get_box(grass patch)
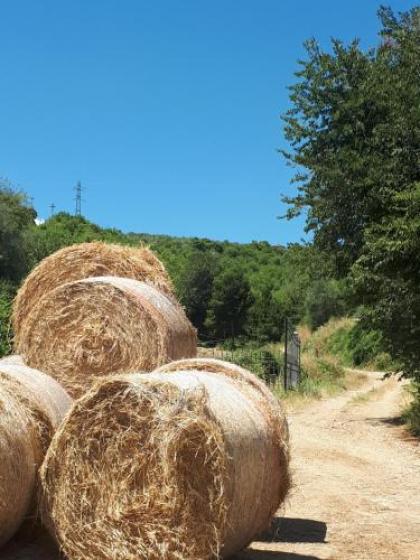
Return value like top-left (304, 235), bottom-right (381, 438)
top-left (273, 341), bottom-right (348, 402)
top-left (401, 384), bottom-right (420, 436)
top-left (200, 316), bottom-right (393, 404)
top-left (303, 316), bottom-right (399, 372)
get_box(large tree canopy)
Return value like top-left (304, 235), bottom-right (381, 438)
top-left (282, 6), bottom-right (420, 275)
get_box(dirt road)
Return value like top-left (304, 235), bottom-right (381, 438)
top-left (236, 371), bottom-right (420, 560)
top-left (3, 371), bottom-right (419, 560)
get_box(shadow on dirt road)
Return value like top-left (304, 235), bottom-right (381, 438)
top-left (234, 551), bottom-right (322, 560)
top-left (259, 517), bottom-right (327, 544)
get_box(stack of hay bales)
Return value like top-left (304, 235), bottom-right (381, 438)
top-left (0, 241), bottom-right (290, 558)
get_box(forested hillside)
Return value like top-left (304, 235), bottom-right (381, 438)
top-left (0, 192), bottom-right (347, 352)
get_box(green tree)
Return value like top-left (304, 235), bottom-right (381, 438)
top-left (248, 282), bottom-right (284, 343)
top-left (0, 182), bottom-right (36, 282)
top-left (353, 184), bottom-right (420, 380)
top-left (304, 279), bottom-right (347, 330)
top-left (176, 251), bottom-right (216, 339)
top-left (205, 268), bottom-right (254, 343)
top-left (281, 6), bottom-right (420, 276)
top-left (0, 280), bottom-right (14, 357)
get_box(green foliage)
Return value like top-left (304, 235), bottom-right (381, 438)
top-left (224, 348), bottom-right (283, 382)
top-left (327, 320), bottom-right (394, 369)
top-left (248, 282), bottom-right (283, 343)
top-left (176, 250), bottom-right (216, 338)
top-left (297, 361), bottom-right (347, 399)
top-left (0, 280), bottom-right (14, 357)
top-left (307, 316), bottom-right (397, 371)
top-left (353, 183), bottom-right (420, 381)
top-left (304, 279), bottom-right (347, 329)
top-left (205, 268), bottom-right (254, 342)
top-left (0, 181), bottom-right (36, 282)
top-left (282, 6), bottom-right (420, 277)
top-left (402, 384), bottom-right (420, 436)
top-left (302, 351), bottom-right (345, 384)
top-left (28, 212), bottom-right (128, 262)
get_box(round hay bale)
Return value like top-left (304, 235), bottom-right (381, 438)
top-left (0, 361), bottom-right (72, 547)
top-left (40, 369), bottom-right (290, 560)
top-left (12, 242), bottom-right (174, 346)
top-left (17, 277), bottom-right (197, 398)
top-left (0, 386), bottom-right (35, 547)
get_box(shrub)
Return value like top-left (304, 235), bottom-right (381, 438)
top-left (0, 281), bottom-right (14, 357)
top-left (402, 385), bottom-right (420, 436)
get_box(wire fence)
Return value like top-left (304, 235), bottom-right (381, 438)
top-left (198, 318), bottom-right (301, 390)
top-left (197, 345), bottom-right (284, 385)
top-left (1, 316), bottom-right (301, 390)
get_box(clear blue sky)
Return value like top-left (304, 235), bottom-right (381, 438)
top-left (0, 0), bottom-right (416, 244)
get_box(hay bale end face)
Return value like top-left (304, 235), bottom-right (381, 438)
top-left (41, 366), bottom-right (290, 560)
top-left (17, 277), bottom-right (197, 398)
top-left (156, 357), bottom-right (290, 448)
top-left (0, 360), bottom-right (72, 547)
top-left (12, 242), bottom-right (175, 346)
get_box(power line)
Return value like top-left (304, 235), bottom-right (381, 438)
top-left (49, 203), bottom-right (56, 216)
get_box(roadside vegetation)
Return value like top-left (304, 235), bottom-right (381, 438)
top-left (280, 6), bottom-right (420, 432)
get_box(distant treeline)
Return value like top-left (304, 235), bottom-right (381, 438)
top-left (0, 193), bottom-right (346, 352)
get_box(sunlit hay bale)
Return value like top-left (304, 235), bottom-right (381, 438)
top-left (0, 386), bottom-right (34, 548)
top-left (12, 242), bottom-right (175, 346)
top-left (17, 277), bottom-right (197, 398)
top-left (40, 369), bottom-right (290, 560)
top-left (0, 355), bottom-right (24, 365)
top-left (0, 361), bottom-right (72, 548)
top-left (156, 357), bottom-right (290, 452)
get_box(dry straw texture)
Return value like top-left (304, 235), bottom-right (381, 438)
top-left (12, 242), bottom-right (175, 346)
top-left (0, 360), bottom-right (72, 548)
top-left (17, 277), bottom-right (197, 398)
top-left (41, 363), bottom-right (290, 560)
top-left (156, 358), bottom-right (290, 447)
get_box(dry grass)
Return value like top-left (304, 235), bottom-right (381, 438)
top-left (303, 317), bottom-right (355, 355)
top-left (17, 277), bottom-right (197, 398)
top-left (41, 364), bottom-right (290, 560)
top-left (296, 324), bottom-right (312, 346)
top-left (0, 360), bottom-right (71, 547)
top-left (12, 242), bottom-right (175, 345)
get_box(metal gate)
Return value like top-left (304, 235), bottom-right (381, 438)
top-left (284, 317), bottom-right (301, 390)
